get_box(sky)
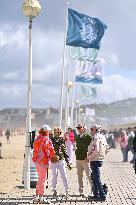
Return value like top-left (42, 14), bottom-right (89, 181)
top-left (0, 0), bottom-right (136, 109)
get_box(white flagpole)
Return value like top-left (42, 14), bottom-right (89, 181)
top-left (59, 1), bottom-right (69, 129)
top-left (64, 47), bottom-right (71, 132)
top-left (78, 101), bottom-right (81, 123)
top-left (70, 60), bottom-right (76, 128)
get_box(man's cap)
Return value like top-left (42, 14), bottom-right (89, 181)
top-left (42, 124), bottom-right (52, 131)
top-left (76, 123), bottom-right (85, 129)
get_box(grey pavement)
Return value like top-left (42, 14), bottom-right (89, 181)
top-left (0, 148), bottom-right (136, 205)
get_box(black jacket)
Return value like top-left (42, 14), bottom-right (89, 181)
top-left (133, 136), bottom-right (136, 153)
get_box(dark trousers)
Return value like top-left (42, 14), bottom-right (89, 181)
top-left (121, 147), bottom-right (128, 162)
top-left (90, 161), bottom-right (106, 198)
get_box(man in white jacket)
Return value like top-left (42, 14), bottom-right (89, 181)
top-left (87, 124), bottom-right (109, 201)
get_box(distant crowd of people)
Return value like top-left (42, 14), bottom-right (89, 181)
top-left (104, 127), bottom-right (136, 165)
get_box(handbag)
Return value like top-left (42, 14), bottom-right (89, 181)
top-left (51, 155), bottom-right (59, 163)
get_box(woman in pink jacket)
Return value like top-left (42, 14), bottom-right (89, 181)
top-left (119, 130), bottom-right (128, 162)
top-left (32, 124), bottom-right (55, 204)
top-left (64, 127), bottom-right (75, 164)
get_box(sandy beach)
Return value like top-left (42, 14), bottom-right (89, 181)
top-left (0, 135), bottom-right (26, 193)
top-left (0, 134), bottom-right (136, 205)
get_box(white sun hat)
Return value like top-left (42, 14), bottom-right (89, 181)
top-left (42, 124), bottom-right (52, 131)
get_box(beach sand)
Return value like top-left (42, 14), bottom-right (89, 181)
top-left (0, 134), bottom-right (76, 199)
top-left (0, 135), bottom-right (26, 193)
top-left (0, 134), bottom-right (136, 205)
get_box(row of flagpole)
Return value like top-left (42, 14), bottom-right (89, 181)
top-left (59, 1), bottom-right (80, 131)
top-left (59, 2), bottom-right (107, 131)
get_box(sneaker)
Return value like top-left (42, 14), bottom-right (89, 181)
top-left (32, 196), bottom-right (39, 204)
top-left (79, 193), bottom-right (85, 197)
top-left (65, 191), bottom-right (69, 198)
top-left (88, 195), bottom-right (106, 201)
top-left (103, 183), bottom-right (108, 195)
top-left (53, 190), bottom-right (57, 198)
top-left (88, 194), bottom-right (93, 198)
top-left (97, 197), bottom-right (106, 201)
top-left (88, 196), bottom-right (100, 201)
top-left (39, 198), bottom-right (51, 204)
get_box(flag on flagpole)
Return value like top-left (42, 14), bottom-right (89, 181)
top-left (66, 8), bottom-right (107, 49)
top-left (71, 47), bottom-right (99, 62)
top-left (75, 58), bottom-right (105, 84)
top-left (80, 84), bottom-right (97, 98)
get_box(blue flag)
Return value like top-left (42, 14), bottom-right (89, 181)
top-left (66, 8), bottom-right (107, 49)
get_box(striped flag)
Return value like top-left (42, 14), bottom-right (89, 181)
top-left (75, 58), bottom-right (105, 84)
top-left (71, 47), bottom-right (99, 62)
top-left (80, 84), bottom-right (97, 98)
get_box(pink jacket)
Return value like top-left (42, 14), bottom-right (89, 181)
top-left (119, 134), bottom-right (128, 148)
top-left (32, 134), bottom-right (55, 166)
top-left (65, 131), bottom-right (75, 144)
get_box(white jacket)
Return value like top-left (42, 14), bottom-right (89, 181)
top-left (87, 133), bottom-right (109, 161)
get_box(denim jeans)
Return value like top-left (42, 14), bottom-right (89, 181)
top-left (121, 147), bottom-right (128, 162)
top-left (90, 161), bottom-right (106, 198)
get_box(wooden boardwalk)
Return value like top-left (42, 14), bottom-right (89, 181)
top-left (0, 148), bottom-right (136, 205)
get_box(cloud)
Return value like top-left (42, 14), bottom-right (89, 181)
top-left (1, 73), bottom-right (136, 108)
top-left (90, 75), bottom-right (136, 104)
top-left (0, 0), bottom-right (136, 108)
top-left (0, 24), bottom-right (26, 49)
top-left (1, 72), bottom-right (19, 81)
top-left (0, 83), bottom-right (26, 107)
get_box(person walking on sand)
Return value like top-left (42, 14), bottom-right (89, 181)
top-left (5, 129), bottom-right (11, 144)
top-left (32, 124), bottom-right (55, 204)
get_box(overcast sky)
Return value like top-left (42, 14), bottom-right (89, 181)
top-left (0, 0), bottom-right (136, 109)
